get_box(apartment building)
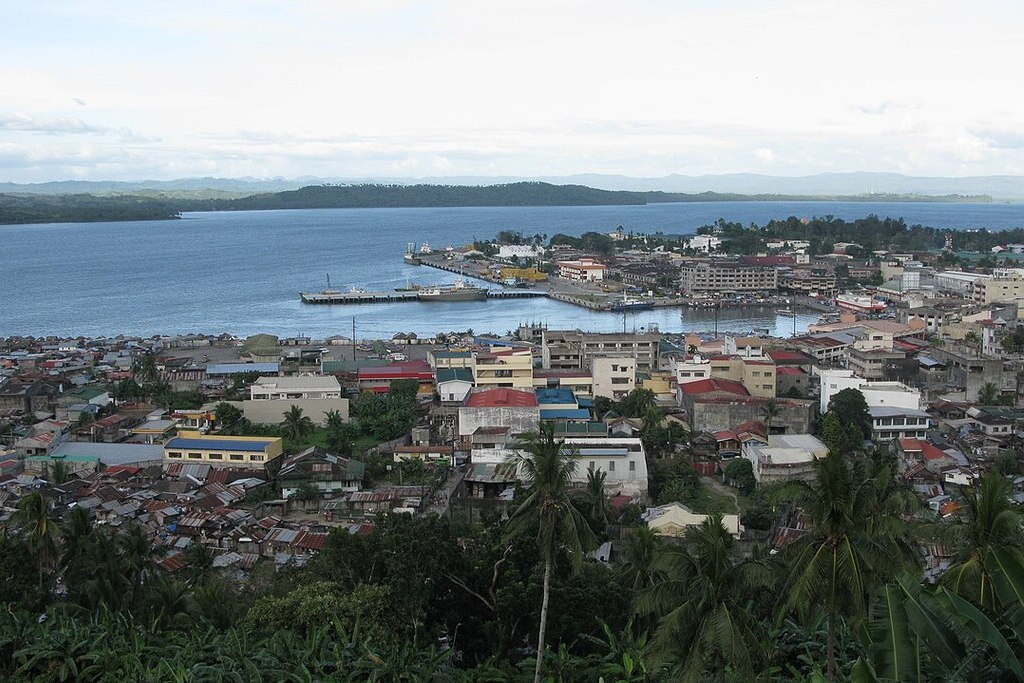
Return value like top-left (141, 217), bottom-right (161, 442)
top-left (818, 369), bottom-right (921, 414)
top-left (472, 347), bottom-right (534, 389)
top-left (541, 330), bottom-right (661, 371)
top-left (591, 356), bottom-right (636, 399)
top-left (679, 260), bottom-right (778, 294)
top-left (974, 278), bottom-right (1024, 304)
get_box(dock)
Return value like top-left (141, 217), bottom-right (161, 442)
top-left (300, 289), bottom-right (547, 305)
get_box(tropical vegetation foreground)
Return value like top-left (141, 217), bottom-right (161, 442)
top-left (2, 425), bottom-right (1023, 681)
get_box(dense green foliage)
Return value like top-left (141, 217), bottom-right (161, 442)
top-left (4, 419), bottom-right (1024, 681)
top-left (0, 184), bottom-right (989, 225)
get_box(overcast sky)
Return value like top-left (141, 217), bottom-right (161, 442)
top-left (2, 0), bottom-right (1022, 182)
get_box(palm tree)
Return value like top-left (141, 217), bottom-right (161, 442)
top-left (12, 491), bottom-right (60, 589)
top-left (778, 454), bottom-right (919, 681)
top-left (620, 525), bottom-right (661, 591)
top-left (504, 423), bottom-right (597, 683)
top-left (978, 382), bottom-right (1000, 405)
top-left (941, 471), bottom-right (1023, 609)
top-left (280, 405), bottom-right (314, 442)
top-left (760, 398), bottom-right (781, 433)
top-left (585, 466), bottom-right (609, 530)
top-left (118, 524), bottom-right (154, 609)
top-left (137, 353), bottom-right (158, 383)
top-left (635, 516), bottom-right (772, 681)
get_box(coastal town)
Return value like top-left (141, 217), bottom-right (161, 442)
top-left (5, 219), bottom-right (1024, 573)
top-left (4, 218), bottom-right (1024, 678)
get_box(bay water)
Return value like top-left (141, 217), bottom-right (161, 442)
top-left (2, 201), bottom-right (1024, 339)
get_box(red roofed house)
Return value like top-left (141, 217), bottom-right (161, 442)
top-left (896, 438), bottom-right (956, 475)
top-left (458, 388), bottom-right (540, 441)
top-left (678, 377), bottom-right (750, 401)
top-left (357, 360), bottom-right (434, 394)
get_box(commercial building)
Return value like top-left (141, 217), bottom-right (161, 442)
top-left (556, 258), bottom-right (607, 282)
top-left (243, 375), bottom-right (349, 426)
top-left (163, 432), bottom-right (283, 469)
top-left (541, 330), bottom-right (661, 371)
top-left (934, 271), bottom-right (988, 297)
top-left (678, 260), bottom-right (778, 294)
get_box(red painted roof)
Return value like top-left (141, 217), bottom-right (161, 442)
top-left (712, 430), bottom-right (737, 442)
top-left (358, 359), bottom-right (433, 381)
top-left (776, 366), bottom-right (804, 376)
top-left (679, 378), bottom-right (749, 397)
top-left (768, 350), bottom-right (813, 363)
top-left (464, 388), bottom-right (538, 407)
top-left (898, 438), bottom-right (924, 452)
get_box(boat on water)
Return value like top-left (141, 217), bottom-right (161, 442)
top-left (403, 242), bottom-right (422, 265)
top-left (777, 307), bottom-right (796, 316)
top-left (610, 291), bottom-right (654, 311)
top-left (416, 278), bottom-right (487, 302)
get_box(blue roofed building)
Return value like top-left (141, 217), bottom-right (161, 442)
top-left (163, 431), bottom-right (284, 469)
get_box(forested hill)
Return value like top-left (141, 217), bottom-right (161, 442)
top-left (0, 181), bottom-right (991, 225)
top-left (191, 182), bottom-right (660, 209)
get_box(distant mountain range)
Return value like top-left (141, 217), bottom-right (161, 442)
top-left (2, 172), bottom-right (1023, 200)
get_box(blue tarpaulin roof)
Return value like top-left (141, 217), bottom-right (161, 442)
top-left (165, 437), bottom-right (275, 452)
top-left (540, 408), bottom-right (592, 420)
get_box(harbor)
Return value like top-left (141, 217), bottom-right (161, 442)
top-left (300, 288), bottom-right (548, 305)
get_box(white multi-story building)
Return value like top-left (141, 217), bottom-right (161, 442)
top-left (563, 437), bottom-right (648, 497)
top-left (818, 369), bottom-right (921, 414)
top-left (684, 235), bottom-right (722, 252)
top-left (243, 375), bottom-right (349, 426)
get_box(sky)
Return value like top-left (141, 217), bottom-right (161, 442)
top-left (2, 0), bottom-right (1023, 182)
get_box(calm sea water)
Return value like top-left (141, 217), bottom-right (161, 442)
top-left (3, 201), bottom-right (1024, 339)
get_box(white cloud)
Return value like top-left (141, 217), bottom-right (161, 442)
top-left (1, 0), bottom-right (1022, 181)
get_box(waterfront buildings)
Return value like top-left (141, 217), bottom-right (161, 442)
top-left (678, 260), bottom-right (778, 294)
top-left (556, 258), bottom-right (607, 282)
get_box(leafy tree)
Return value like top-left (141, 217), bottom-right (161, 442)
top-left (827, 388), bottom-right (871, 442)
top-left (819, 409), bottom-right (862, 454)
top-left (977, 381), bottom-right (1000, 406)
top-left (291, 482), bottom-right (323, 510)
top-left (636, 516), bottom-right (772, 681)
top-left (136, 353), bottom-right (159, 383)
top-left (615, 388), bottom-right (657, 418)
top-left (213, 402), bottom-right (242, 430)
top-left (504, 424), bottom-right (598, 683)
top-left (723, 458), bottom-right (756, 495)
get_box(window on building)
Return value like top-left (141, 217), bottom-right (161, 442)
top-left (589, 461), bottom-right (595, 471)
top-left (168, 451), bottom-right (182, 459)
top-left (629, 461), bottom-right (636, 471)
top-left (188, 452), bottom-right (202, 459)
top-left (608, 461), bottom-right (615, 472)
top-left (230, 454), bottom-right (244, 461)
top-left (208, 453), bottom-right (223, 460)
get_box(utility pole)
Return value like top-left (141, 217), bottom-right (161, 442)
top-left (351, 317), bottom-right (356, 362)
